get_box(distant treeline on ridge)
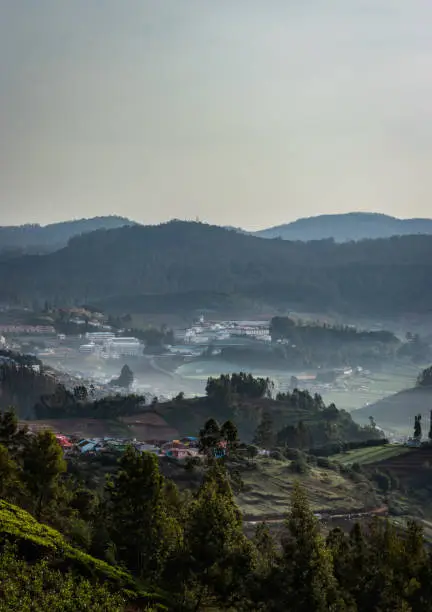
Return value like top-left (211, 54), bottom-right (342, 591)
top-left (0, 221), bottom-right (432, 314)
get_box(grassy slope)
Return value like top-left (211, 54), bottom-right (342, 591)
top-left (0, 500), bottom-right (166, 608)
top-left (362, 446), bottom-right (432, 534)
top-left (235, 457), bottom-right (378, 518)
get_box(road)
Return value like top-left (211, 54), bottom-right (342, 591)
top-left (244, 505), bottom-right (388, 526)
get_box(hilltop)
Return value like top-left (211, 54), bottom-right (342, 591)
top-left (256, 212), bottom-right (432, 242)
top-left (155, 378), bottom-right (379, 444)
top-left (0, 215), bottom-right (134, 256)
top-left (1, 220), bottom-right (432, 315)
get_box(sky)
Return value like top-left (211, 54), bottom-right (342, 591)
top-left (1, 1), bottom-right (432, 230)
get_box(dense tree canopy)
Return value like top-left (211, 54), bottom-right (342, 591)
top-left (206, 372), bottom-right (272, 403)
top-left (0, 362), bottom-right (57, 419)
top-left (2, 221), bottom-right (432, 314)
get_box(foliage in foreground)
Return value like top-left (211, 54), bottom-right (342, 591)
top-left (4, 406), bottom-right (432, 610)
top-left (0, 543), bottom-right (125, 612)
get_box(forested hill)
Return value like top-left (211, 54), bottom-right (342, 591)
top-left (256, 212), bottom-right (432, 242)
top-left (0, 215), bottom-right (134, 256)
top-left (1, 220), bottom-right (432, 315)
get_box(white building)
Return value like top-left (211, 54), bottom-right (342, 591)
top-left (79, 341), bottom-right (98, 354)
top-left (231, 326), bottom-right (270, 338)
top-left (86, 331), bottom-right (116, 344)
top-left (104, 337), bottom-right (142, 357)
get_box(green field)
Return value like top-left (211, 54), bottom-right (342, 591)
top-left (331, 444), bottom-right (412, 465)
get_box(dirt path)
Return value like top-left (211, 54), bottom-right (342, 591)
top-left (244, 505), bottom-right (388, 526)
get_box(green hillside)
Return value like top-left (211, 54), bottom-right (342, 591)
top-left (0, 500), bottom-right (166, 609)
top-left (157, 392), bottom-right (377, 445)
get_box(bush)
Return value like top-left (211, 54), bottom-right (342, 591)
top-left (283, 447), bottom-right (299, 460)
top-left (316, 456), bottom-right (339, 471)
top-left (184, 456), bottom-right (203, 471)
top-left (371, 470), bottom-right (391, 492)
top-left (284, 448), bottom-right (306, 462)
top-left (316, 457), bottom-right (331, 469)
top-left (307, 454), bottom-right (317, 466)
top-left (350, 471), bottom-right (366, 484)
top-left (388, 499), bottom-right (407, 517)
top-left (229, 469), bottom-right (245, 493)
top-left (290, 457), bottom-right (310, 474)
top-left (270, 450), bottom-right (285, 461)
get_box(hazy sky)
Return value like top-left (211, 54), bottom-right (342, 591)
top-left (1, 1), bottom-right (432, 229)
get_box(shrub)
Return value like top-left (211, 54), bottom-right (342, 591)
top-left (270, 450), bottom-right (285, 461)
top-left (371, 470), bottom-right (391, 492)
top-left (316, 457), bottom-right (331, 469)
top-left (184, 456), bottom-right (203, 472)
top-left (306, 454), bottom-right (317, 466)
top-left (284, 448), bottom-right (307, 462)
top-left (290, 457), bottom-right (310, 474)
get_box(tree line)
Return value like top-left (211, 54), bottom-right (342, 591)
top-left (0, 361), bottom-right (58, 419)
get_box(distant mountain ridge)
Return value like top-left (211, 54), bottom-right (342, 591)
top-left (255, 212), bottom-right (432, 242)
top-left (1, 220), bottom-right (432, 315)
top-left (0, 215), bottom-right (135, 255)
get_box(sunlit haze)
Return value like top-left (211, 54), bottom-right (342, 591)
top-left (1, 0), bottom-right (432, 229)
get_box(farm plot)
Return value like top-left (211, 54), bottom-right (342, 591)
top-left (332, 444), bottom-right (412, 466)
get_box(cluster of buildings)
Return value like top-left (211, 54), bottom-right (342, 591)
top-left (182, 317), bottom-right (271, 345)
top-left (0, 324), bottom-right (56, 334)
top-left (57, 434), bottom-right (202, 461)
top-left (79, 332), bottom-right (143, 358)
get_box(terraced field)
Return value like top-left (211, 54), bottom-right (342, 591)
top-left (236, 457), bottom-right (378, 518)
top-left (369, 445), bottom-right (432, 475)
top-left (332, 444), bottom-right (412, 465)
top-left (365, 446), bottom-right (432, 525)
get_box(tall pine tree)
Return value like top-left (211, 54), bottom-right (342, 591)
top-left (106, 447), bottom-right (180, 579)
top-left (178, 463), bottom-right (256, 610)
top-left (266, 481), bottom-right (343, 612)
top-left (21, 430), bottom-right (66, 520)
